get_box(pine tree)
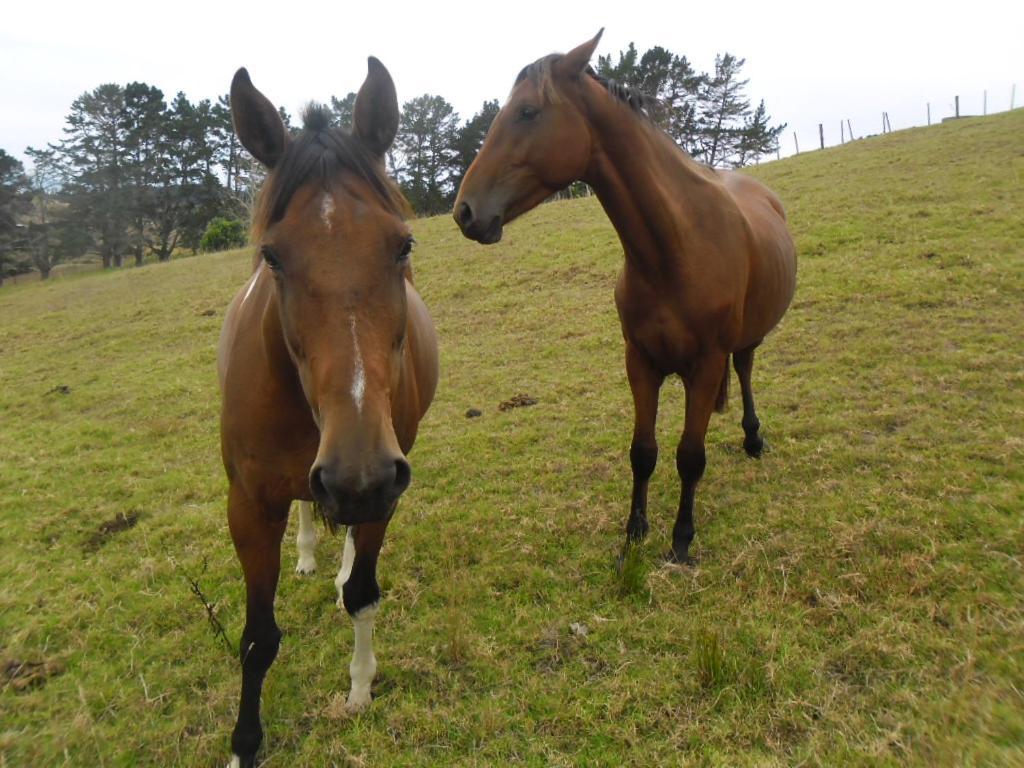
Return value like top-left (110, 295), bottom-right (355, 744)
top-left (56, 83), bottom-right (131, 267)
top-left (735, 100), bottom-right (785, 167)
top-left (451, 99), bottom-right (499, 193)
top-left (22, 148), bottom-right (90, 279)
top-left (395, 95), bottom-right (461, 215)
top-left (0, 149), bottom-right (31, 284)
top-left (122, 83), bottom-right (167, 265)
top-left (597, 45), bottom-right (782, 167)
top-left (329, 92), bottom-right (357, 130)
top-left (695, 54), bottom-right (759, 167)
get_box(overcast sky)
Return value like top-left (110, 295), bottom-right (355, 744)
top-left (3, 0), bottom-right (1021, 166)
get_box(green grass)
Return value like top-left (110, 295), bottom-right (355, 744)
top-left (2, 110), bottom-right (1023, 766)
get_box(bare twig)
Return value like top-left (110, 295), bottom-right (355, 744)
top-left (181, 558), bottom-right (235, 656)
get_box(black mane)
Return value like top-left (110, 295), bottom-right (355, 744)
top-left (513, 55), bottom-right (654, 118)
top-left (585, 67), bottom-right (654, 117)
top-left (253, 104), bottom-right (405, 235)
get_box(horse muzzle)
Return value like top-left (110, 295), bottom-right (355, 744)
top-left (309, 457), bottom-right (411, 525)
top-left (455, 201), bottom-right (503, 244)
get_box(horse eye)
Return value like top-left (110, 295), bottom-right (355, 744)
top-left (397, 237), bottom-right (414, 263)
top-left (261, 245), bottom-right (282, 272)
top-left (518, 105), bottom-right (539, 122)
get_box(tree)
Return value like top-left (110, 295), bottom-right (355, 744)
top-left (596, 43), bottom-right (704, 154)
top-left (693, 53), bottom-right (784, 168)
top-left (734, 100), bottom-right (785, 167)
top-left (329, 92), bottom-right (357, 129)
top-left (596, 43), bottom-right (640, 84)
top-left (0, 149), bottom-right (31, 285)
top-left (56, 83), bottom-right (131, 268)
top-left (598, 45), bottom-right (783, 167)
top-left (21, 148), bottom-right (88, 280)
top-left (451, 99), bottom-right (499, 193)
top-left (155, 93), bottom-right (231, 257)
top-left (395, 95), bottom-right (461, 215)
top-left (122, 82), bottom-right (167, 265)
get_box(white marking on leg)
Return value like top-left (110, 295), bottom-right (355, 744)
top-left (346, 601), bottom-right (378, 711)
top-left (295, 501), bottom-right (318, 575)
top-left (335, 527), bottom-right (355, 606)
top-left (240, 269), bottom-right (260, 306)
top-left (349, 316), bottom-right (365, 414)
top-left (227, 756), bottom-right (241, 768)
top-left (320, 193), bottom-right (335, 231)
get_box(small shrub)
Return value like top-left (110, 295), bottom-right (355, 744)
top-left (695, 629), bottom-right (728, 690)
top-left (616, 540), bottom-right (651, 601)
top-left (200, 218), bottom-right (247, 253)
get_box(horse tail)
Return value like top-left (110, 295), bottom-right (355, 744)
top-left (714, 355), bottom-right (730, 413)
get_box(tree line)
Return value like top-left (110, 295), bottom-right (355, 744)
top-left (0, 43), bottom-right (783, 284)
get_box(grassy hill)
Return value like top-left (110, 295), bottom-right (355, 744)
top-left (1, 110), bottom-right (1022, 766)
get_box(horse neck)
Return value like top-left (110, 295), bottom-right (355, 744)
top-left (579, 86), bottom-right (714, 275)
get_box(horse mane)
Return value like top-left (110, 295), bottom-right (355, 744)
top-left (584, 67), bottom-right (655, 118)
top-left (250, 104), bottom-right (409, 254)
top-left (514, 55), bottom-right (655, 119)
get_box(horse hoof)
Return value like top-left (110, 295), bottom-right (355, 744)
top-left (743, 436), bottom-right (764, 458)
top-left (295, 558), bottom-right (318, 575)
top-left (664, 548), bottom-right (697, 566)
top-left (625, 516), bottom-right (649, 542)
top-left (346, 689), bottom-right (373, 713)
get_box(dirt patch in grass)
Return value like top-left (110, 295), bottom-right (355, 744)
top-left (3, 658), bottom-right (65, 692)
top-left (498, 393), bottom-right (538, 411)
top-left (84, 511), bottom-right (140, 551)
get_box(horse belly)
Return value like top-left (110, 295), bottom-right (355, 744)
top-left (739, 228), bottom-right (796, 348)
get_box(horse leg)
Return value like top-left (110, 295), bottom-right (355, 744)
top-left (295, 501), bottom-right (318, 575)
top-left (733, 344), bottom-right (764, 458)
top-left (336, 521), bottom-right (388, 711)
top-left (670, 353), bottom-right (728, 564)
top-left (227, 485), bottom-right (288, 768)
top-left (334, 526), bottom-right (356, 604)
top-left (624, 342), bottom-right (664, 544)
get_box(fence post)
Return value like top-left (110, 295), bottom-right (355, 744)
top-left (983, 90), bottom-right (987, 115)
top-left (927, 103), bottom-right (931, 125)
top-left (847, 119), bottom-right (854, 140)
top-left (955, 95), bottom-right (960, 118)
top-left (840, 121), bottom-right (845, 143)
top-left (819, 123), bottom-right (824, 149)
top-left (793, 132), bottom-right (799, 155)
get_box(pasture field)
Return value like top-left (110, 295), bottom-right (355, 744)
top-left (2, 110), bottom-right (1022, 766)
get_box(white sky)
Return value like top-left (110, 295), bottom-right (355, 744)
top-left (2, 0), bottom-right (1021, 166)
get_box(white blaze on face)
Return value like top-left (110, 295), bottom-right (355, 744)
top-left (349, 316), bottom-right (366, 414)
top-left (320, 193), bottom-right (335, 231)
top-left (240, 269), bottom-right (260, 306)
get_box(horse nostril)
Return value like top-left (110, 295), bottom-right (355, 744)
top-left (457, 201), bottom-right (473, 229)
top-left (393, 458), bottom-right (411, 493)
top-left (309, 466), bottom-right (330, 504)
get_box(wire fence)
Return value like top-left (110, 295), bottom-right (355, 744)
top-left (769, 83), bottom-right (1020, 162)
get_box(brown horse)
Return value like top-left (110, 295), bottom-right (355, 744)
top-left (454, 31), bottom-right (796, 564)
top-left (218, 60), bottom-right (438, 767)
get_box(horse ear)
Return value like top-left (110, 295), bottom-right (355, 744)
top-left (558, 28), bottom-right (604, 77)
top-left (352, 57), bottom-right (399, 158)
top-left (230, 68), bottom-right (287, 168)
